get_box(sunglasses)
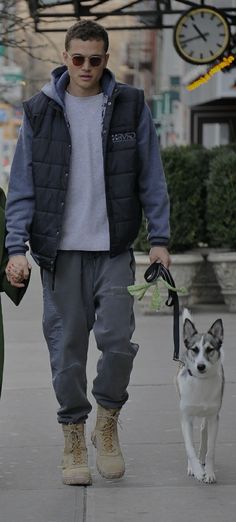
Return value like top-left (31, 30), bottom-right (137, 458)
top-left (68, 53), bottom-right (104, 67)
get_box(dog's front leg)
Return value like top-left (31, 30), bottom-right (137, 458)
top-left (199, 418), bottom-right (207, 465)
top-left (181, 415), bottom-right (205, 481)
top-left (204, 414), bottom-right (219, 484)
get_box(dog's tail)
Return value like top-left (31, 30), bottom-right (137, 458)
top-left (182, 308), bottom-right (193, 324)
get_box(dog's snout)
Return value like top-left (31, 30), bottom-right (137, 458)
top-left (197, 363), bottom-right (206, 373)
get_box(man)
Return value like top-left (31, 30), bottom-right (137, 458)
top-left (5, 20), bottom-right (170, 486)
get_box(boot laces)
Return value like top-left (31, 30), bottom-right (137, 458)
top-left (70, 429), bottom-right (86, 464)
top-left (101, 413), bottom-right (121, 452)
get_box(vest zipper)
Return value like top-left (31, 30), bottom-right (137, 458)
top-left (102, 87), bottom-right (119, 256)
top-left (102, 87), bottom-right (119, 155)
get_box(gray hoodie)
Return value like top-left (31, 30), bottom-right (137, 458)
top-left (5, 66), bottom-right (170, 257)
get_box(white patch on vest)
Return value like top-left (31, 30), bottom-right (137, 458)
top-left (112, 132), bottom-right (136, 143)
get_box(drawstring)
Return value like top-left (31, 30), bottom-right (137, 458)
top-left (51, 255), bottom-right (58, 291)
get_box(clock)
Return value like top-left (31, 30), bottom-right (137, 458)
top-left (173, 6), bottom-right (231, 65)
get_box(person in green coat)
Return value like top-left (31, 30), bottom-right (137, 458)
top-left (0, 187), bottom-right (29, 396)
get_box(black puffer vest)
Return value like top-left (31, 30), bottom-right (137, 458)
top-left (23, 83), bottom-right (144, 271)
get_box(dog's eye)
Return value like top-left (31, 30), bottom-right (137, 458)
top-left (206, 347), bottom-right (215, 355)
top-left (191, 347), bottom-right (199, 354)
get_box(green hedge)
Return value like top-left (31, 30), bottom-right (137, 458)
top-left (207, 150), bottom-right (236, 248)
top-left (134, 144), bottom-right (236, 253)
top-left (162, 145), bottom-right (210, 252)
top-left (134, 145), bottom-right (210, 253)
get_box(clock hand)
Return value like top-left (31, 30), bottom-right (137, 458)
top-left (192, 24), bottom-right (208, 42)
top-left (180, 32), bottom-right (209, 44)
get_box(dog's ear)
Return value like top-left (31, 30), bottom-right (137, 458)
top-left (183, 318), bottom-right (198, 348)
top-left (208, 319), bottom-right (224, 346)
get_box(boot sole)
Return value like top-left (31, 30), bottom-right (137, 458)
top-left (96, 464), bottom-right (125, 480)
top-left (62, 469), bottom-right (92, 486)
top-left (62, 474), bottom-right (92, 486)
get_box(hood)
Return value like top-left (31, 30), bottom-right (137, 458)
top-left (41, 65), bottom-right (117, 107)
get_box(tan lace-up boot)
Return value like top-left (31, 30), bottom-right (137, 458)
top-left (91, 405), bottom-right (125, 479)
top-left (62, 423), bottom-right (92, 485)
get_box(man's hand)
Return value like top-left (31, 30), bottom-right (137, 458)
top-left (6, 255), bottom-right (32, 288)
top-left (149, 246), bottom-right (171, 269)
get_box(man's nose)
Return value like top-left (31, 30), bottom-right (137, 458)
top-left (82, 58), bottom-right (91, 69)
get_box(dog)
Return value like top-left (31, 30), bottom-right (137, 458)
top-left (176, 309), bottom-right (224, 484)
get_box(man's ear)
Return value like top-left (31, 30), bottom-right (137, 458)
top-left (62, 50), bottom-right (68, 65)
top-left (104, 53), bottom-right (109, 67)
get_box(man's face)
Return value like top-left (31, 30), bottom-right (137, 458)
top-left (63, 38), bottom-right (109, 96)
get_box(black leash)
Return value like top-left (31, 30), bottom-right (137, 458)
top-left (144, 262), bottom-right (180, 361)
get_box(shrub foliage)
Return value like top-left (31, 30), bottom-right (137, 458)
top-left (134, 145), bottom-right (210, 253)
top-left (207, 150), bottom-right (236, 248)
top-left (134, 145), bottom-right (236, 253)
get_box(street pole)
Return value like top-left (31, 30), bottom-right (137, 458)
top-left (0, 127), bottom-right (4, 189)
top-left (0, 1), bottom-right (4, 68)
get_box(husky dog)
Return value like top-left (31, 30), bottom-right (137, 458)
top-left (176, 309), bottom-right (224, 484)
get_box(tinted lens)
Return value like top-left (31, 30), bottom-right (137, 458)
top-left (71, 55), bottom-right (103, 67)
top-left (71, 55), bottom-right (85, 66)
top-left (89, 56), bottom-right (102, 67)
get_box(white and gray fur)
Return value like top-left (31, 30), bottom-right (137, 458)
top-left (176, 309), bottom-right (224, 483)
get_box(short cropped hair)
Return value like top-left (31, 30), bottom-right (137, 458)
top-left (65, 20), bottom-right (109, 52)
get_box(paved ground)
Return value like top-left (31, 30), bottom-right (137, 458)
top-left (1, 264), bottom-right (236, 522)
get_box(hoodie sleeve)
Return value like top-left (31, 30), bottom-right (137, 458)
top-left (137, 102), bottom-right (170, 246)
top-left (5, 113), bottom-right (35, 256)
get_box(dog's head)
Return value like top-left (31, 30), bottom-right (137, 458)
top-left (183, 311), bottom-right (224, 377)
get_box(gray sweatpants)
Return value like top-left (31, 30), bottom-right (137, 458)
top-left (41, 250), bottom-right (139, 424)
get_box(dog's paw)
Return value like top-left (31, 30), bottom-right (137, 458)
top-left (188, 460), bottom-right (205, 481)
top-left (204, 472), bottom-right (216, 484)
top-left (204, 462), bottom-right (217, 484)
top-left (194, 469), bottom-right (205, 482)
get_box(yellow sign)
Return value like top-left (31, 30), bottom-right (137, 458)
top-left (186, 55), bottom-right (235, 91)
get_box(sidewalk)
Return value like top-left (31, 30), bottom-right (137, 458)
top-left (1, 265), bottom-right (236, 522)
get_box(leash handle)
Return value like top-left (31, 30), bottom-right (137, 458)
top-left (144, 262), bottom-right (180, 361)
top-left (144, 262), bottom-right (161, 283)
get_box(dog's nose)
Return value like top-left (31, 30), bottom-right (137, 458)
top-left (197, 364), bottom-right (206, 373)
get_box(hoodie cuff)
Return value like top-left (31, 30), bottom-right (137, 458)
top-left (8, 249), bottom-right (27, 258)
top-left (150, 239), bottom-right (169, 247)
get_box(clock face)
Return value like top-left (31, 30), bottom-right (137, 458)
top-left (174, 7), bottom-right (231, 64)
